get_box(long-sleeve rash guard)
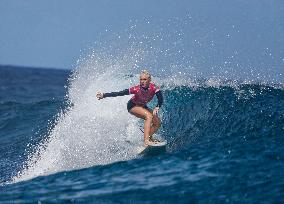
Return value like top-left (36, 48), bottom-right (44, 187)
top-left (103, 83), bottom-right (163, 108)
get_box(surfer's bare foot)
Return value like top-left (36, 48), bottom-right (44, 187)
top-left (144, 140), bottom-right (150, 147)
top-left (144, 140), bottom-right (157, 147)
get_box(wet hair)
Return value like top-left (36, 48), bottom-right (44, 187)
top-left (140, 70), bottom-right (151, 80)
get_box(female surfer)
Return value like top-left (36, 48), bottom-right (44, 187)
top-left (96, 70), bottom-right (163, 146)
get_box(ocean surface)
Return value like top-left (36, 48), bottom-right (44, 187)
top-left (0, 64), bottom-right (283, 203)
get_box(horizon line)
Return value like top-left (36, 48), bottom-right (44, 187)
top-left (0, 64), bottom-right (72, 71)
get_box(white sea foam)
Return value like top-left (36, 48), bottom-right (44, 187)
top-left (12, 50), bottom-right (147, 183)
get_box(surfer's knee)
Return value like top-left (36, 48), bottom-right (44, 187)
top-left (144, 112), bottom-right (153, 121)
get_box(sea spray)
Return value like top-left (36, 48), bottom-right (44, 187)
top-left (12, 52), bottom-right (148, 183)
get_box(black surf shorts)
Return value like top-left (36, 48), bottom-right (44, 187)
top-left (127, 100), bottom-right (148, 112)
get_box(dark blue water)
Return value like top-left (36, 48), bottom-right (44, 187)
top-left (0, 66), bottom-right (70, 184)
top-left (0, 65), bottom-right (283, 203)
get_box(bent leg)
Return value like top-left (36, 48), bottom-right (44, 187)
top-left (150, 115), bottom-right (161, 137)
top-left (129, 106), bottom-right (153, 145)
top-left (146, 108), bottom-right (161, 137)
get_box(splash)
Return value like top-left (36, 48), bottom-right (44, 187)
top-left (12, 48), bottom-right (150, 183)
top-left (11, 19), bottom-right (189, 183)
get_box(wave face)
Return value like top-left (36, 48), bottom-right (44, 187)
top-left (1, 64), bottom-right (284, 203)
top-left (162, 84), bottom-right (284, 153)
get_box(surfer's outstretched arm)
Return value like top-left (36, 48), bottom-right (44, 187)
top-left (96, 89), bottom-right (129, 100)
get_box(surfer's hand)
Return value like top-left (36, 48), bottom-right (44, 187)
top-left (96, 92), bottom-right (104, 100)
top-left (153, 107), bottom-right (159, 115)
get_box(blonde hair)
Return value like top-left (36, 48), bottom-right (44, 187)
top-left (140, 70), bottom-right (151, 80)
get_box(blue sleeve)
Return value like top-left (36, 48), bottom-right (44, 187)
top-left (103, 89), bottom-right (130, 98)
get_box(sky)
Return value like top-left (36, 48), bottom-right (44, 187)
top-left (0, 0), bottom-right (283, 82)
top-left (0, 0), bottom-right (191, 69)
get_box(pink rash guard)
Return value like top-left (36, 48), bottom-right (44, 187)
top-left (129, 83), bottom-right (160, 106)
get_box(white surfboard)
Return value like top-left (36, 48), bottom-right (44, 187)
top-left (139, 140), bottom-right (167, 156)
